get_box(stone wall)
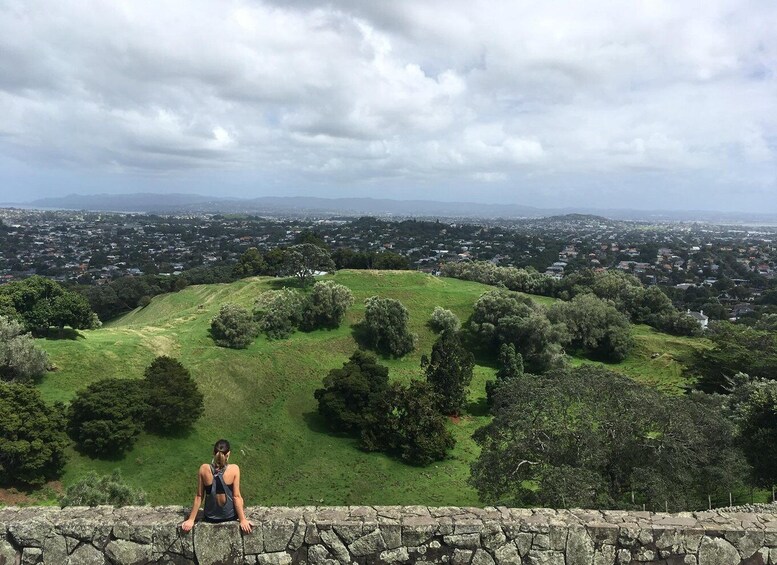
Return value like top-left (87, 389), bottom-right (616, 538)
top-left (1, 505), bottom-right (776, 564)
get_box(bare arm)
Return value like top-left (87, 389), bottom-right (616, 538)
top-left (181, 465), bottom-right (206, 532)
top-left (231, 466), bottom-right (252, 533)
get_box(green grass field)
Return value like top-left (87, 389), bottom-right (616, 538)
top-left (30, 270), bottom-right (708, 506)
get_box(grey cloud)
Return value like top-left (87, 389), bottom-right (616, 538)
top-left (0, 0), bottom-right (775, 210)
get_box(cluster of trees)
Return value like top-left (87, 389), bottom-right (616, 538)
top-left (0, 276), bottom-right (95, 333)
top-left (315, 329), bottom-right (475, 466)
top-left (692, 323), bottom-right (777, 393)
top-left (68, 356), bottom-right (203, 457)
top-left (471, 365), bottom-right (748, 510)
top-left (360, 296), bottom-right (417, 357)
top-left (79, 274), bottom-right (188, 321)
top-left (0, 316), bottom-right (50, 383)
top-left (314, 350), bottom-right (454, 465)
top-left (558, 270), bottom-right (701, 337)
top-left (441, 261), bottom-right (556, 296)
top-left (210, 281), bottom-right (354, 348)
top-left (0, 381), bottom-right (69, 486)
top-left (232, 244), bottom-right (335, 285)
top-left (444, 262), bottom-right (702, 337)
top-left (469, 289), bottom-right (632, 367)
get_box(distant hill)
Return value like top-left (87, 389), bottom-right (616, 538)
top-left (17, 192), bottom-right (777, 224)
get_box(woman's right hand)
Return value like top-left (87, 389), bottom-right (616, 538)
top-left (181, 518), bottom-right (195, 532)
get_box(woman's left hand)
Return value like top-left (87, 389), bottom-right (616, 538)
top-left (240, 519), bottom-right (253, 534)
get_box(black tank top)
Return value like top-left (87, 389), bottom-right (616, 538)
top-left (203, 464), bottom-right (235, 521)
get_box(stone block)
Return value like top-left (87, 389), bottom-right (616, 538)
top-left (255, 551), bottom-right (292, 565)
top-left (262, 521), bottom-right (295, 552)
top-left (194, 524), bottom-right (243, 565)
top-left (348, 529), bottom-right (386, 556)
top-left (443, 534), bottom-right (481, 549)
top-left (379, 547), bottom-right (410, 563)
top-left (318, 529), bottom-right (349, 563)
top-left (698, 535), bottom-right (740, 565)
top-left (105, 539), bottom-right (154, 565)
top-left (471, 549), bottom-right (495, 565)
top-left (494, 541), bottom-right (520, 565)
top-left (66, 543), bottom-right (105, 565)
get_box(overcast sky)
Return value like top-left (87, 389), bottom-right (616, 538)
top-left (1, 1), bottom-right (776, 211)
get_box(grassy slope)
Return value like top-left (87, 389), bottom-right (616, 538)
top-left (35, 270), bottom-right (706, 506)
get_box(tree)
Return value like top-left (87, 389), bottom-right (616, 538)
top-left (280, 243), bottom-right (335, 285)
top-left (470, 366), bottom-right (748, 510)
top-left (0, 276), bottom-right (95, 332)
top-left (60, 470), bottom-right (147, 507)
top-left (0, 381), bottom-right (68, 486)
top-left (548, 293), bottom-right (633, 362)
top-left (49, 292), bottom-right (93, 330)
top-left (300, 281), bottom-right (354, 331)
top-left (68, 379), bottom-right (148, 458)
top-left (254, 289), bottom-right (305, 339)
top-left (0, 316), bottom-right (49, 383)
top-left (144, 356), bottom-right (203, 435)
top-left (468, 289), bottom-right (566, 372)
top-left (314, 350), bottom-right (390, 436)
top-left (210, 303), bottom-right (257, 348)
top-left (428, 306), bottom-right (460, 334)
top-left (386, 380), bottom-right (455, 466)
top-left (693, 323), bottom-right (777, 393)
top-left (362, 296), bottom-right (417, 357)
top-left (233, 247), bottom-right (266, 278)
top-left (486, 343), bottom-right (523, 406)
top-left (424, 330), bottom-right (474, 416)
top-left (726, 374), bottom-right (777, 487)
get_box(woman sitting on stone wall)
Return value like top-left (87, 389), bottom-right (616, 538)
top-left (181, 439), bottom-right (253, 533)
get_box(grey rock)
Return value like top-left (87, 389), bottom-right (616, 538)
top-left (255, 551), bottom-right (292, 565)
top-left (195, 524), bottom-right (243, 565)
top-left (152, 523), bottom-right (195, 559)
top-left (242, 525), bottom-right (264, 555)
top-left (332, 523), bottom-right (362, 545)
top-left (41, 535), bottom-right (68, 565)
top-left (452, 549), bottom-right (474, 564)
top-left (288, 523), bottom-right (305, 551)
top-left (615, 549), bottom-right (631, 564)
top-left (66, 544), bottom-right (105, 565)
top-left (21, 547), bottom-right (42, 565)
top-left (471, 549), bottom-right (496, 565)
top-left (532, 533), bottom-right (551, 550)
top-left (592, 544), bottom-right (616, 565)
top-left (526, 550), bottom-right (565, 565)
top-left (494, 542), bottom-right (520, 565)
top-left (318, 529), bottom-right (349, 563)
top-left (379, 547), bottom-right (410, 563)
top-left (0, 540), bottom-right (18, 565)
top-left (724, 530), bottom-right (765, 559)
top-left (262, 521), bottom-right (295, 553)
top-left (10, 519), bottom-right (53, 548)
top-left (481, 523), bottom-right (506, 551)
top-left (105, 539), bottom-right (153, 565)
top-left (303, 524), bottom-right (320, 545)
top-left (443, 534), bottom-right (481, 549)
top-left (382, 524), bottom-right (402, 549)
top-left (402, 523), bottom-right (436, 547)
top-left (698, 536), bottom-right (740, 565)
top-left (513, 533), bottom-right (533, 557)
top-left (348, 529), bottom-right (386, 556)
top-left (307, 545), bottom-right (334, 565)
top-left (548, 525), bottom-right (567, 551)
top-left (566, 527), bottom-right (594, 565)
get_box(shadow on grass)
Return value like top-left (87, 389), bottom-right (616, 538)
top-left (302, 410), bottom-right (350, 438)
top-left (267, 277), bottom-right (311, 290)
top-left (466, 397), bottom-right (490, 418)
top-left (41, 328), bottom-right (84, 341)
